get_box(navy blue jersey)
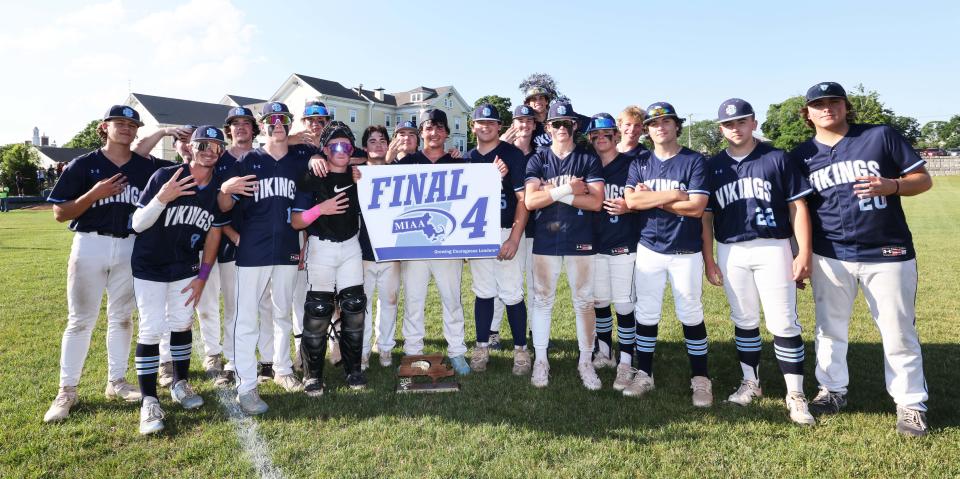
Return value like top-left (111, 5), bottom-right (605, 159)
top-left (532, 122), bottom-right (552, 149)
top-left (132, 164), bottom-right (228, 282)
top-left (48, 150), bottom-right (167, 236)
top-left (789, 124), bottom-right (925, 262)
top-left (594, 153), bottom-right (639, 255)
top-left (521, 149), bottom-right (538, 239)
top-left (706, 142), bottom-right (813, 244)
top-left (620, 143), bottom-right (648, 161)
top-left (396, 151), bottom-right (463, 165)
top-left (225, 147), bottom-right (312, 267)
top-left (465, 141), bottom-right (526, 229)
top-left (293, 171), bottom-right (360, 242)
top-left (626, 148), bottom-right (709, 254)
top-left (525, 146), bottom-right (604, 255)
top-left (214, 151), bottom-right (241, 263)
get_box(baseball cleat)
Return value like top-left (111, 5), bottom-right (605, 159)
top-left (214, 369), bottom-right (236, 388)
top-left (512, 348), bottom-right (532, 376)
top-left (785, 391), bottom-right (816, 426)
top-left (105, 378), bottom-right (142, 402)
top-left (690, 376), bottom-right (713, 408)
top-left (361, 353), bottom-right (370, 372)
top-left (612, 363), bottom-right (635, 391)
top-left (257, 363), bottom-right (274, 384)
top-left (273, 373), bottom-right (303, 392)
top-left (236, 389), bottom-right (269, 415)
top-left (578, 362), bottom-right (602, 391)
top-left (470, 346), bottom-right (490, 372)
top-left (202, 355), bottom-right (222, 378)
top-left (592, 350), bottom-right (617, 370)
top-left (139, 396), bottom-right (165, 435)
top-left (293, 350), bottom-right (303, 374)
top-left (449, 355), bottom-right (471, 375)
top-left (727, 379), bottom-right (763, 406)
top-left (808, 388), bottom-right (847, 415)
top-left (488, 332), bottom-right (502, 350)
top-left (303, 378), bottom-right (325, 397)
top-left (44, 386), bottom-right (78, 423)
top-left (346, 371), bottom-right (368, 390)
top-left (623, 370), bottom-right (655, 398)
top-left (531, 360), bottom-right (550, 388)
top-left (896, 406), bottom-right (929, 437)
top-left (170, 380), bottom-right (204, 410)
top-left (157, 362), bottom-right (174, 388)
top-left (379, 351), bottom-right (393, 368)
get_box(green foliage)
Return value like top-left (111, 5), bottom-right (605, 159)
top-left (890, 115), bottom-right (921, 146)
top-left (0, 143), bottom-right (41, 194)
top-left (761, 96), bottom-right (809, 152)
top-left (467, 95), bottom-right (513, 150)
top-left (678, 119), bottom-right (726, 156)
top-left (919, 116), bottom-right (960, 149)
top-left (63, 119), bottom-right (104, 149)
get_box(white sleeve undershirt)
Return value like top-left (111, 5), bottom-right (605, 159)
top-left (131, 196), bottom-right (167, 233)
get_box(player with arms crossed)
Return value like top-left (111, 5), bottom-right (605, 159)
top-left (44, 106), bottom-right (164, 422)
top-left (129, 126), bottom-right (228, 434)
top-left (524, 101), bottom-right (605, 389)
top-left (623, 102), bottom-right (712, 406)
top-left (701, 99), bottom-right (816, 425)
top-left (791, 82), bottom-right (933, 436)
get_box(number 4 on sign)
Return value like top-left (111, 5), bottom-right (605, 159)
top-left (462, 197), bottom-right (488, 238)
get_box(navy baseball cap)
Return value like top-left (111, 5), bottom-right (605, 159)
top-left (395, 120), bottom-right (417, 133)
top-left (585, 113), bottom-right (617, 133)
top-left (419, 109), bottom-right (450, 131)
top-left (190, 125), bottom-right (226, 144)
top-left (716, 98), bottom-right (755, 123)
top-left (260, 101), bottom-right (292, 119)
top-left (103, 105), bottom-right (144, 127)
top-left (303, 101), bottom-right (331, 118)
top-left (805, 82), bottom-right (847, 104)
top-left (472, 103), bottom-right (501, 122)
top-left (224, 106), bottom-right (255, 126)
top-left (513, 105), bottom-right (535, 118)
top-left (525, 86), bottom-right (553, 101)
top-left (644, 102), bottom-right (684, 125)
top-left (546, 101), bottom-right (577, 122)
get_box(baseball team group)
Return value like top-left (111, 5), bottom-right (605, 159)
top-left (39, 79), bottom-right (932, 438)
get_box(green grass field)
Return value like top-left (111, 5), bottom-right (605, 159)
top-left (2, 178), bottom-right (958, 478)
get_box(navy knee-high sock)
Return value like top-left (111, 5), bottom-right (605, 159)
top-left (474, 297), bottom-right (494, 344)
top-left (633, 323), bottom-right (658, 375)
top-left (734, 327), bottom-right (762, 381)
top-left (616, 311), bottom-right (636, 358)
top-left (170, 329), bottom-right (192, 384)
top-left (683, 322), bottom-right (709, 378)
top-left (135, 343), bottom-right (160, 399)
top-left (774, 335), bottom-right (805, 375)
top-left (505, 301), bottom-right (528, 347)
top-left (595, 306), bottom-right (613, 354)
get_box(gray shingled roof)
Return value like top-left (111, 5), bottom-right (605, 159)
top-left (224, 94), bottom-right (266, 107)
top-left (37, 146), bottom-right (96, 163)
top-left (295, 74), bottom-right (458, 107)
top-left (132, 93), bottom-right (232, 126)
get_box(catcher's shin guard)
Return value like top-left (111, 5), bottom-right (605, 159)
top-left (337, 285), bottom-right (367, 374)
top-left (302, 291), bottom-right (335, 381)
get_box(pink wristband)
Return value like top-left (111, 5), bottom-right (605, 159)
top-left (301, 204), bottom-right (323, 224)
top-left (198, 263), bottom-right (213, 281)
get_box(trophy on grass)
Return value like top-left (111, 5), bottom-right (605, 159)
top-left (396, 354), bottom-right (460, 393)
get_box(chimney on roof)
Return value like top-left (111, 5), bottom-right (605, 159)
top-left (41, 134), bottom-right (49, 146)
top-left (357, 83), bottom-right (363, 95)
top-left (374, 87), bottom-right (385, 101)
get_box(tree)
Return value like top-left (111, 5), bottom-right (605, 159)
top-left (64, 119), bottom-right (104, 149)
top-left (0, 144), bottom-right (41, 195)
top-left (889, 115), bottom-right (921, 146)
top-left (678, 119), bottom-right (725, 156)
top-left (761, 96), bottom-right (809, 152)
top-left (467, 95), bottom-right (513, 150)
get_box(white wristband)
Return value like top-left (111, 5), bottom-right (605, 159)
top-left (549, 183), bottom-right (574, 202)
top-left (557, 194), bottom-right (574, 205)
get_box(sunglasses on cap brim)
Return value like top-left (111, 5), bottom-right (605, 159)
top-left (263, 114), bottom-right (292, 126)
top-left (304, 105), bottom-right (330, 117)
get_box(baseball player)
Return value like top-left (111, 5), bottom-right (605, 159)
top-left (616, 106), bottom-right (648, 159)
top-left (623, 102), bottom-right (712, 407)
top-left (791, 82), bottom-right (933, 437)
top-left (395, 109), bottom-right (471, 375)
top-left (44, 105), bottom-right (166, 423)
top-left (524, 86), bottom-right (554, 149)
top-left (701, 98), bottom-right (816, 425)
top-left (358, 125), bottom-right (402, 368)
top-left (524, 101), bottom-right (605, 390)
top-left (291, 121), bottom-right (367, 395)
top-left (385, 120), bottom-right (420, 163)
top-left (585, 113), bottom-right (639, 391)
top-left (465, 103), bottom-right (530, 374)
top-left (218, 101), bottom-right (318, 414)
top-left (129, 126), bottom-right (228, 434)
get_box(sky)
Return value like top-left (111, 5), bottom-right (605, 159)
top-left (2, 0), bottom-right (958, 146)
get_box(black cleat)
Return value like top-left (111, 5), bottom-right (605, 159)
top-left (257, 363), bottom-right (275, 384)
top-left (214, 369), bottom-right (236, 388)
top-left (808, 388), bottom-right (847, 415)
top-left (345, 371), bottom-right (368, 390)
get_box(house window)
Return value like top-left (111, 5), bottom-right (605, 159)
top-left (350, 109), bottom-right (357, 123)
top-left (410, 114), bottom-right (417, 123)
top-left (385, 113), bottom-right (391, 127)
top-left (330, 106), bottom-right (337, 119)
top-left (454, 118), bottom-right (461, 131)
top-left (396, 114), bottom-right (402, 125)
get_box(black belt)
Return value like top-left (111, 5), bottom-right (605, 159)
top-left (90, 230), bottom-right (130, 239)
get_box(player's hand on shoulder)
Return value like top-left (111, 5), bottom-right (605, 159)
top-left (448, 147), bottom-right (462, 159)
top-left (309, 155), bottom-right (329, 177)
top-left (89, 173), bottom-right (128, 200)
top-left (704, 260), bottom-right (723, 286)
top-left (221, 174), bottom-right (258, 196)
top-left (352, 165), bottom-right (362, 183)
top-left (290, 131), bottom-right (318, 147)
top-left (157, 168), bottom-right (197, 203)
top-left (603, 197), bottom-right (629, 216)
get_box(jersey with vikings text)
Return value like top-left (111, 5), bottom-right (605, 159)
top-left (293, 171), bottom-right (360, 242)
top-left (525, 146), bottom-right (604, 255)
top-left (626, 148), bottom-right (709, 254)
top-left (594, 153), bottom-right (639, 255)
top-left (132, 164), bottom-right (228, 282)
top-left (225, 146), bottom-right (313, 267)
top-left (790, 124), bottom-right (924, 262)
top-left (706, 142), bottom-right (813, 244)
top-left (465, 141), bottom-right (526, 229)
top-left (48, 150), bottom-right (168, 236)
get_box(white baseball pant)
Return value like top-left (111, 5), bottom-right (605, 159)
top-left (363, 260), bottom-right (400, 355)
top-left (491, 235), bottom-right (534, 334)
top-left (594, 252), bottom-right (637, 312)
top-left (134, 277), bottom-right (195, 344)
top-left (195, 261), bottom-right (225, 356)
top-left (717, 238), bottom-right (801, 336)
top-left (233, 265), bottom-right (298, 394)
top-left (530, 254), bottom-right (595, 357)
top-left (633, 243), bottom-right (704, 327)
top-left (811, 255), bottom-right (927, 410)
top-left (470, 228), bottom-right (525, 305)
top-left (401, 259), bottom-right (467, 358)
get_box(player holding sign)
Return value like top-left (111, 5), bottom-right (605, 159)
top-left (701, 99), bottom-right (816, 425)
top-left (791, 82), bottom-right (933, 436)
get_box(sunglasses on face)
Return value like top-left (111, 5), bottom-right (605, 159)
top-left (551, 120), bottom-right (574, 130)
top-left (305, 117), bottom-right (327, 126)
top-left (589, 132), bottom-right (615, 141)
top-left (329, 142), bottom-right (354, 155)
top-left (264, 114), bottom-right (292, 126)
top-left (191, 141), bottom-right (223, 154)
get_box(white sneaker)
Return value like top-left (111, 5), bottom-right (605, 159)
top-left (578, 362), bottom-right (602, 391)
top-left (470, 346), bottom-right (490, 372)
top-left (158, 362), bottom-right (174, 388)
top-left (592, 350), bottom-right (616, 370)
top-left (623, 370), bottom-right (655, 398)
top-left (379, 351), bottom-right (393, 368)
top-left (237, 389), bottom-right (268, 415)
top-left (786, 392), bottom-right (816, 426)
top-left (691, 376), bottom-right (713, 408)
top-left (531, 360), bottom-right (550, 388)
top-left (361, 353), bottom-right (370, 372)
top-left (273, 373), bottom-right (303, 392)
top-left (170, 380), bottom-right (204, 410)
top-left (44, 386), bottom-right (77, 423)
top-left (512, 348), bottom-right (532, 376)
top-left (139, 397), bottom-right (165, 435)
top-left (105, 379), bottom-right (142, 402)
top-left (727, 379), bottom-right (763, 406)
top-left (612, 363), bottom-right (635, 391)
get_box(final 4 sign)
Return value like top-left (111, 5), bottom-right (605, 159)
top-left (356, 163), bottom-right (501, 261)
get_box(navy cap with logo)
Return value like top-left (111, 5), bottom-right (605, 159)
top-left (103, 105), bottom-right (144, 127)
top-left (260, 101), bottom-right (292, 119)
top-left (224, 106), bottom-right (255, 127)
top-left (716, 98), bottom-right (755, 123)
top-left (643, 102), bottom-right (684, 125)
top-left (547, 101), bottom-right (577, 122)
top-left (525, 86), bottom-right (553, 101)
top-left (395, 120), bottom-right (417, 133)
top-left (805, 82), bottom-right (847, 104)
top-left (190, 125), bottom-right (226, 144)
top-left (513, 105), bottom-right (535, 119)
top-left (303, 101), bottom-right (332, 118)
top-left (472, 103), bottom-right (501, 122)
top-left (585, 112), bottom-right (617, 133)
top-left (419, 108), bottom-right (450, 132)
